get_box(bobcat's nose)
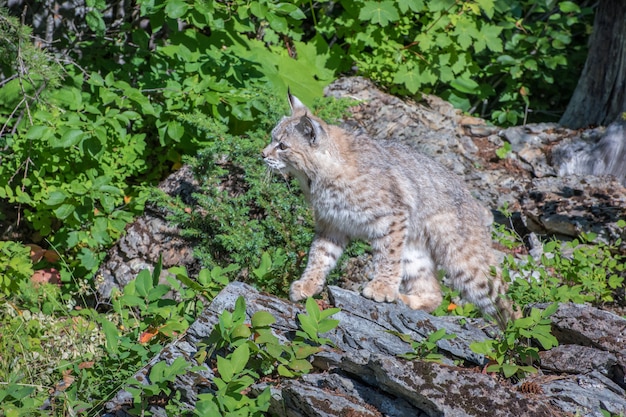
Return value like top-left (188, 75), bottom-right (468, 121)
top-left (261, 145), bottom-right (272, 159)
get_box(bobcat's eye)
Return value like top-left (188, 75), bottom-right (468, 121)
top-left (277, 142), bottom-right (288, 150)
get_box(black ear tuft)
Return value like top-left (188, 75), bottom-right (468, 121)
top-left (301, 115), bottom-right (325, 146)
top-left (288, 91), bottom-right (308, 115)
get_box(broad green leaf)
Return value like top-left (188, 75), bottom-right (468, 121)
top-left (216, 355), bottom-right (234, 382)
top-left (45, 191), bottom-right (67, 205)
top-left (55, 129), bottom-right (84, 148)
top-left (394, 64), bottom-right (421, 94)
top-left (251, 311), bottom-right (276, 328)
top-left (277, 364), bottom-right (295, 377)
top-left (317, 318), bottom-right (339, 334)
top-left (397, 0), bottom-right (424, 13)
top-left (320, 307), bottom-right (341, 320)
top-left (288, 358), bottom-right (313, 372)
top-left (480, 25), bottom-right (503, 53)
top-left (54, 203), bottom-right (75, 219)
top-left (167, 120), bottom-right (185, 141)
top-left (135, 269), bottom-right (153, 297)
top-left (359, 1), bottom-right (399, 27)
top-left (502, 363), bottom-right (519, 378)
top-left (450, 78), bottom-right (479, 94)
top-left (165, 0), bottom-right (189, 19)
top-left (474, 0), bottom-right (495, 18)
top-left (305, 297), bottom-right (320, 321)
top-left (559, 1), bottom-right (580, 13)
top-left (230, 343), bottom-right (250, 375)
top-left (25, 125), bottom-right (49, 140)
top-left (99, 318), bottom-right (119, 354)
top-left (195, 394), bottom-right (220, 415)
top-left (297, 314), bottom-right (317, 339)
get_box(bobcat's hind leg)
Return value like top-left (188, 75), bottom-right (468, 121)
top-left (398, 244), bottom-right (442, 312)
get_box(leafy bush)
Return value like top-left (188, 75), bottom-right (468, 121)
top-left (315, 0), bottom-right (593, 124)
top-left (503, 233), bottom-right (625, 307)
top-left (0, 241), bottom-right (33, 296)
top-left (470, 305), bottom-right (559, 379)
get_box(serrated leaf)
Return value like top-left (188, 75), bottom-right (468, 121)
top-left (397, 0), bottom-right (424, 13)
top-left (359, 1), bottom-right (399, 27)
top-left (393, 64), bottom-right (421, 94)
top-left (480, 25), bottom-right (503, 53)
top-left (475, 0), bottom-right (495, 18)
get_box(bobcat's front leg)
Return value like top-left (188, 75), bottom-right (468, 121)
top-left (290, 229), bottom-right (347, 302)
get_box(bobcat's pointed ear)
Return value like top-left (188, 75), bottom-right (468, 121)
top-left (301, 115), bottom-right (325, 146)
top-left (287, 89), bottom-right (308, 115)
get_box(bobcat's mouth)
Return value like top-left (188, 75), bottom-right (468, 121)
top-left (263, 157), bottom-right (287, 171)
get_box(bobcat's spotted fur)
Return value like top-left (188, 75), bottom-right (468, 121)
top-left (262, 93), bottom-right (516, 327)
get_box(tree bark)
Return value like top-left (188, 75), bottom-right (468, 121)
top-left (560, 0), bottom-right (626, 128)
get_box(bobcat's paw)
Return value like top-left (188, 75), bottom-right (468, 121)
top-left (362, 280), bottom-right (399, 303)
top-left (290, 279), bottom-right (323, 302)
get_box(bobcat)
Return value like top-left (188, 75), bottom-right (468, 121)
top-left (262, 93), bottom-right (516, 327)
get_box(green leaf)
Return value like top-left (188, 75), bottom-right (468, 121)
top-left (167, 120), bottom-right (185, 141)
top-left (559, 1), bottom-right (580, 13)
top-left (99, 318), bottom-right (119, 354)
top-left (230, 343), bottom-right (250, 375)
top-left (54, 203), bottom-right (75, 219)
top-left (305, 297), bottom-right (321, 322)
top-left (55, 129), bottom-right (84, 148)
top-left (216, 355), bottom-right (233, 382)
top-left (25, 125), bottom-right (49, 140)
top-left (397, 0), bottom-right (424, 13)
top-left (501, 363), bottom-right (519, 378)
top-left (251, 311), bottom-right (276, 328)
top-left (359, 1), bottom-right (400, 27)
top-left (165, 0), bottom-right (189, 19)
top-left (394, 64), bottom-right (421, 94)
top-left (450, 78), bottom-right (479, 94)
top-left (317, 318), bottom-right (339, 334)
top-left (135, 269), bottom-right (153, 297)
top-left (475, 0), bottom-right (495, 18)
top-left (45, 191), bottom-right (67, 205)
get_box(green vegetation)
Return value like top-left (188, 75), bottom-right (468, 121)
top-left (470, 305), bottom-right (559, 379)
top-left (0, 0), bottom-right (622, 414)
top-left (390, 328), bottom-right (456, 363)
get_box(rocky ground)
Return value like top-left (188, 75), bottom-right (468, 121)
top-left (98, 77), bottom-right (626, 416)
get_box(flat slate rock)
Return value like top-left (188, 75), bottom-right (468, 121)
top-left (102, 283), bottom-right (626, 417)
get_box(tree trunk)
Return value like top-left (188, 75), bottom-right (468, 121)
top-left (560, 0), bottom-right (626, 128)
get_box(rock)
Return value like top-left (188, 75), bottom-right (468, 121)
top-left (95, 165), bottom-right (202, 301)
top-left (101, 283), bottom-right (626, 417)
top-left (553, 119), bottom-right (626, 185)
